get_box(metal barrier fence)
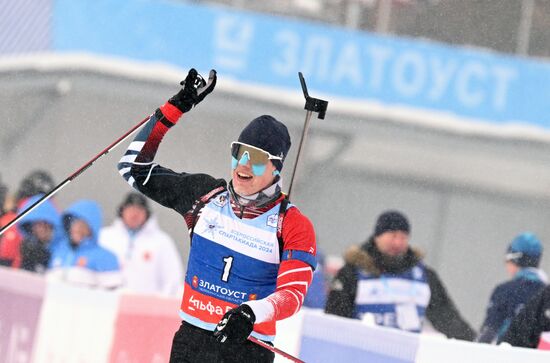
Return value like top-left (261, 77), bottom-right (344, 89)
top-left (202, 0), bottom-right (550, 59)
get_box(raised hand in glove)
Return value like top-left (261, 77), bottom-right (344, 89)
top-left (168, 68), bottom-right (217, 113)
top-left (213, 304), bottom-right (255, 344)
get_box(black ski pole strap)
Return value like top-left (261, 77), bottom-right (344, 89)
top-left (276, 195), bottom-right (290, 260)
top-left (188, 186), bottom-right (226, 242)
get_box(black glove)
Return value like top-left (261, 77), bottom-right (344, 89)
top-left (213, 304), bottom-right (255, 343)
top-left (168, 68), bottom-right (217, 113)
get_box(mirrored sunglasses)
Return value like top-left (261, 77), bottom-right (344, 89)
top-left (230, 142), bottom-right (282, 166)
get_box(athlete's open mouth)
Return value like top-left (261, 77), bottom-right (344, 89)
top-left (237, 172), bottom-right (253, 180)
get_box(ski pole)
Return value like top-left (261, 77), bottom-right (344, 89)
top-left (247, 73), bottom-right (325, 362)
top-left (287, 72), bottom-right (328, 198)
top-left (0, 115), bottom-right (151, 237)
top-left (248, 336), bottom-right (306, 363)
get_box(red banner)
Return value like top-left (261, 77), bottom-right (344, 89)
top-left (109, 293), bottom-right (181, 363)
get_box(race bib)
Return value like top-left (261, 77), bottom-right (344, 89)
top-left (396, 303), bottom-right (421, 331)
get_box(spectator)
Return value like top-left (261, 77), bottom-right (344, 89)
top-left (0, 174), bottom-right (7, 217)
top-left (0, 176), bottom-right (9, 267)
top-left (303, 248), bottom-right (328, 309)
top-left (500, 284), bottom-right (550, 348)
top-left (100, 192), bottom-right (183, 295)
top-left (325, 210), bottom-right (475, 341)
top-left (0, 170), bottom-right (55, 268)
top-left (18, 194), bottom-right (63, 273)
top-left (48, 200), bottom-right (122, 289)
top-left (117, 69), bottom-right (316, 362)
top-left (478, 232), bottom-right (546, 344)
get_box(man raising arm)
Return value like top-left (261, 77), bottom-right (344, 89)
top-left (117, 69), bottom-right (316, 363)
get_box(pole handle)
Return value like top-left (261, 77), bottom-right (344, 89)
top-left (287, 73), bottom-right (329, 198)
top-left (298, 72), bottom-right (328, 119)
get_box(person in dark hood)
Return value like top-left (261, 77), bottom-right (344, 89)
top-left (17, 194), bottom-right (63, 273)
top-left (0, 175), bottom-right (7, 217)
top-left (325, 210), bottom-right (475, 341)
top-left (0, 170), bottom-right (56, 268)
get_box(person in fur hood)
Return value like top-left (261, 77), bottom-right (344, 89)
top-left (325, 210), bottom-right (475, 341)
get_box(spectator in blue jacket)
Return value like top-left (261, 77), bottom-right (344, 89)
top-left (477, 232), bottom-right (547, 344)
top-left (18, 194), bottom-right (63, 273)
top-left (48, 200), bottom-right (122, 289)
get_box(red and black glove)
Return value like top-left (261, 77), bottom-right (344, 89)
top-left (213, 304), bottom-right (256, 344)
top-left (168, 68), bottom-right (217, 113)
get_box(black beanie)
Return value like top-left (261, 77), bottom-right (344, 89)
top-left (237, 115), bottom-right (291, 171)
top-left (16, 170), bottom-right (55, 201)
top-left (118, 192), bottom-right (150, 219)
top-left (374, 210), bottom-right (410, 236)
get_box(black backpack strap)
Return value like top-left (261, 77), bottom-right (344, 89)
top-left (276, 195), bottom-right (290, 260)
top-left (188, 186), bottom-right (226, 242)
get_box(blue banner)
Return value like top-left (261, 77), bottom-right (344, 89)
top-left (299, 313), bottom-right (419, 362)
top-left (53, 0), bottom-right (550, 127)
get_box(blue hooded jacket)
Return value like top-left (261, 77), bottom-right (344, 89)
top-left (49, 200), bottom-right (119, 273)
top-left (18, 194), bottom-right (63, 252)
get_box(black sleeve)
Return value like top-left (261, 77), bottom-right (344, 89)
top-left (325, 264), bottom-right (358, 318)
top-left (425, 267), bottom-right (476, 341)
top-left (500, 286), bottom-right (549, 348)
top-left (131, 166), bottom-right (226, 216)
top-left (118, 107), bottom-right (226, 216)
top-left (476, 286), bottom-right (505, 343)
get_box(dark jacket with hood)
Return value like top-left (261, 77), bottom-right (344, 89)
top-left (325, 237), bottom-right (476, 341)
top-left (18, 194), bottom-right (63, 273)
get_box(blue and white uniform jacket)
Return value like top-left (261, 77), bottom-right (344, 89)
top-left (354, 263), bottom-right (430, 332)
